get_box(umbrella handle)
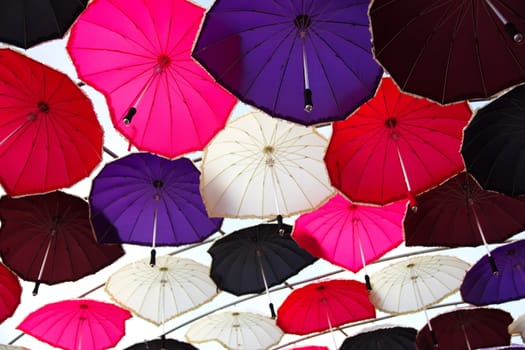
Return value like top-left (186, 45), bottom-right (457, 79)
top-left (364, 274), bottom-right (372, 291)
top-left (431, 329), bottom-right (438, 346)
top-left (269, 302), bottom-right (276, 319)
top-left (488, 255), bottom-right (499, 274)
top-left (123, 107), bottom-right (137, 124)
top-left (505, 23), bottom-right (524, 43)
top-left (32, 280), bottom-right (41, 296)
top-left (304, 89), bottom-right (313, 112)
top-left (277, 215), bottom-right (284, 235)
top-left (150, 248), bottom-right (157, 267)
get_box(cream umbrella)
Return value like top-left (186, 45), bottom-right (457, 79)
top-left (510, 313), bottom-right (525, 342)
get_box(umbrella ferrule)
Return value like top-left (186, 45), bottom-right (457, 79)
top-left (123, 107), bottom-right (137, 124)
top-left (505, 22), bottom-right (524, 43)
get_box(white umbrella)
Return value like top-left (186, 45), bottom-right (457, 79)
top-left (0, 346), bottom-right (28, 350)
top-left (105, 255), bottom-right (218, 325)
top-left (200, 110), bottom-right (334, 219)
top-left (185, 311), bottom-right (283, 350)
top-left (509, 313), bottom-right (525, 342)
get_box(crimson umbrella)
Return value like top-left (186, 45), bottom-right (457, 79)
top-left (324, 77), bottom-right (471, 206)
top-left (67, 0), bottom-right (236, 159)
top-left (0, 48), bottom-right (103, 196)
top-left (370, 0), bottom-right (525, 104)
top-left (0, 263), bottom-right (21, 324)
top-left (339, 326), bottom-right (417, 350)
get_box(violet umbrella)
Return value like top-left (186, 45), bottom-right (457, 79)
top-left (89, 152), bottom-right (223, 266)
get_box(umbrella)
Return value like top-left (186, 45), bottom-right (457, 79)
top-left (124, 336), bottom-right (199, 350)
top-left (416, 307), bottom-right (513, 349)
top-left (17, 299), bottom-right (132, 350)
top-left (276, 279), bottom-right (376, 336)
top-left (284, 347), bottom-right (328, 350)
top-left (0, 346), bottom-right (28, 350)
top-left (460, 240), bottom-right (525, 306)
top-left (370, 0), bottom-right (525, 104)
top-left (185, 311), bottom-right (284, 350)
top-left (461, 83), bottom-right (525, 197)
top-left (67, 0), bottom-right (236, 159)
top-left (0, 48), bottom-right (103, 196)
top-left (293, 194), bottom-right (406, 289)
top-left (0, 263), bottom-right (21, 324)
top-left (0, 191), bottom-right (125, 295)
top-left (509, 313), bottom-right (525, 342)
top-left (0, 0), bottom-right (88, 49)
top-left (324, 77), bottom-right (471, 206)
top-left (200, 110), bottom-right (334, 220)
top-left (208, 223), bottom-right (317, 318)
top-left (192, 0), bottom-right (383, 126)
top-left (105, 255), bottom-right (218, 326)
top-left (339, 326), bottom-right (417, 350)
top-left (89, 153), bottom-right (222, 266)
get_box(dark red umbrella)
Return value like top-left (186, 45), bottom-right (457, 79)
top-left (0, 191), bottom-right (125, 295)
top-left (0, 262), bottom-right (21, 323)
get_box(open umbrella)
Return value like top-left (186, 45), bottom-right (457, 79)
top-left (124, 336), bottom-right (199, 350)
top-left (0, 263), bottom-right (21, 324)
top-left (285, 347), bottom-right (328, 350)
top-left (67, 0), bottom-right (236, 159)
top-left (89, 153), bottom-right (222, 266)
top-left (0, 191), bottom-right (125, 295)
top-left (339, 325), bottom-right (417, 350)
top-left (370, 0), bottom-right (525, 104)
top-left (0, 48), bottom-right (103, 196)
top-left (17, 299), bottom-right (132, 350)
top-left (509, 313), bottom-right (525, 342)
top-left (200, 110), bottom-right (334, 220)
top-left (324, 77), bottom-right (471, 206)
top-left (192, 0), bottom-right (382, 126)
top-left (208, 223), bottom-right (317, 318)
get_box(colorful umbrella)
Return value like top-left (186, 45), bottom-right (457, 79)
top-left (185, 311), bottom-right (283, 350)
top-left (324, 77), bottom-right (471, 206)
top-left (370, 0), bottom-right (525, 104)
top-left (509, 313), bottom-right (525, 342)
top-left (284, 347), bottom-right (328, 350)
top-left (0, 48), bottom-right (103, 196)
top-left (200, 110), bottom-right (334, 219)
top-left (416, 307), bottom-right (513, 349)
top-left (89, 153), bottom-right (222, 266)
top-left (192, 0), bottom-right (382, 126)
top-left (67, 0), bottom-right (236, 159)
top-left (0, 191), bottom-right (124, 295)
top-left (460, 240), bottom-right (525, 306)
top-left (276, 279), bottom-right (376, 336)
top-left (17, 299), bottom-right (132, 350)
top-left (0, 0), bottom-right (88, 49)
top-left (124, 336), bottom-right (199, 350)
top-left (293, 194), bottom-right (406, 289)
top-left (105, 255), bottom-right (218, 326)
top-left (0, 263), bottom-right (21, 324)
top-left (339, 325), bottom-right (417, 350)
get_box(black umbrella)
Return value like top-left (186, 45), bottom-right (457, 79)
top-left (339, 326), bottom-right (417, 350)
top-left (124, 336), bottom-right (198, 350)
top-left (208, 223), bottom-right (318, 318)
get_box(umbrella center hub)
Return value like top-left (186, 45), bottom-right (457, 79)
top-left (385, 117), bottom-right (397, 129)
top-left (153, 180), bottom-right (164, 188)
top-left (263, 145), bottom-right (276, 166)
top-left (156, 54), bottom-right (171, 73)
top-left (294, 14), bottom-right (311, 31)
top-left (37, 101), bottom-right (50, 113)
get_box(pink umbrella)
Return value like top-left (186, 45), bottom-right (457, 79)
top-left (67, 0), bottom-right (236, 158)
top-left (292, 194), bottom-right (406, 289)
top-left (17, 299), bottom-right (132, 350)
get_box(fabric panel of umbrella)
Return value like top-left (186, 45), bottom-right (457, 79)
top-left (124, 336), bottom-right (199, 350)
top-left (324, 77), bottom-right (471, 207)
top-left (0, 191), bottom-right (125, 295)
top-left (0, 263), bottom-right (21, 324)
top-left (89, 153), bottom-right (222, 266)
top-left (192, 0), bottom-right (383, 126)
top-left (370, 0), bottom-right (525, 104)
top-left (0, 48), bottom-right (103, 196)
top-left (339, 325), bottom-right (417, 350)
top-left (67, 0), bottom-right (236, 159)
top-left (509, 313), bottom-right (525, 342)
top-left (293, 194), bottom-right (406, 290)
top-left (208, 223), bottom-right (317, 318)
top-left (200, 111), bottom-right (334, 220)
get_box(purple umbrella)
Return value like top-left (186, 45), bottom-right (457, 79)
top-left (192, 0), bottom-right (383, 126)
top-left (89, 152), bottom-right (222, 265)
top-left (460, 239), bottom-right (525, 306)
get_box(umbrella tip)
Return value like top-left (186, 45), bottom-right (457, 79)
top-left (304, 89), bottom-right (313, 112)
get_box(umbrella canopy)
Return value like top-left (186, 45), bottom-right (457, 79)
top-left (89, 153), bottom-right (222, 265)
top-left (416, 307), bottom-right (513, 350)
top-left (510, 313), bottom-right (525, 342)
top-left (200, 110), bottom-right (334, 219)
top-left (0, 191), bottom-right (124, 295)
top-left (185, 311), bottom-right (283, 350)
top-left (339, 326), bottom-right (417, 350)
top-left (324, 77), bottom-right (471, 206)
top-left (460, 240), bottom-right (525, 306)
top-left (105, 255), bottom-right (218, 326)
top-left (284, 347), bottom-right (328, 350)
top-left (0, 48), bottom-right (103, 196)
top-left (192, 0), bottom-right (382, 126)
top-left (17, 299), bottom-right (132, 350)
top-left (369, 254), bottom-right (470, 315)
top-left (0, 0), bottom-right (88, 49)
top-left (0, 263), bottom-right (21, 324)
top-left (276, 279), bottom-right (376, 335)
top-left (370, 0), bottom-right (525, 104)
top-left (462, 83), bottom-right (525, 197)
top-left (0, 346), bottom-right (28, 350)
top-left (124, 336), bottom-right (199, 350)
top-left (67, 0), bottom-right (236, 159)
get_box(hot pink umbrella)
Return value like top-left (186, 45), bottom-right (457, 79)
top-left (292, 194), bottom-right (406, 289)
top-left (17, 299), bottom-right (132, 350)
top-left (67, 0), bottom-right (236, 159)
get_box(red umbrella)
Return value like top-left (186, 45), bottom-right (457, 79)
top-left (17, 299), bottom-right (132, 350)
top-left (324, 76), bottom-right (471, 206)
top-left (67, 0), bottom-right (236, 159)
top-left (0, 48), bottom-right (103, 196)
top-left (0, 263), bottom-right (21, 324)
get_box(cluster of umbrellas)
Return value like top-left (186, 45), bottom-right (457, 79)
top-left (1, 0), bottom-right (525, 349)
